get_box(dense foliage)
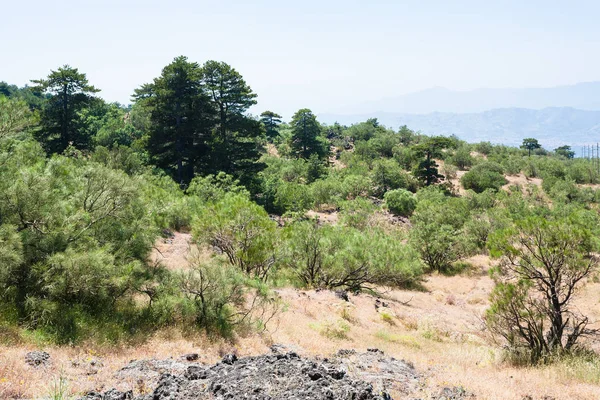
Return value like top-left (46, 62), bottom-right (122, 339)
top-left (1, 59), bottom-right (599, 357)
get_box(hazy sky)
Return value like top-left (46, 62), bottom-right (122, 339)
top-left (2, 0), bottom-right (600, 118)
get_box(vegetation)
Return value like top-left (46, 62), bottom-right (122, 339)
top-left (461, 162), bottom-right (507, 193)
top-left (487, 214), bottom-right (599, 363)
top-left (1, 59), bottom-right (599, 373)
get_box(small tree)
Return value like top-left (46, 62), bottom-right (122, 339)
top-left (554, 145), bottom-right (575, 159)
top-left (32, 65), bottom-right (100, 153)
top-left (282, 222), bottom-right (423, 291)
top-left (0, 96), bottom-right (35, 139)
top-left (449, 145), bottom-right (474, 170)
top-left (260, 111), bottom-right (282, 141)
top-left (521, 138), bottom-right (541, 157)
top-left (487, 216), bottom-right (599, 362)
top-left (412, 136), bottom-right (453, 186)
top-left (193, 193), bottom-right (278, 280)
top-left (409, 193), bottom-right (469, 272)
top-left (289, 108), bottom-right (328, 159)
top-left (461, 162), bottom-right (507, 193)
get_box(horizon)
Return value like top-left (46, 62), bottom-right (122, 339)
top-left (3, 0), bottom-right (600, 118)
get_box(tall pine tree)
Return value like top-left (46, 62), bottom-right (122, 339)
top-left (32, 65), bottom-right (100, 153)
top-left (201, 61), bottom-right (264, 186)
top-left (134, 56), bottom-right (212, 184)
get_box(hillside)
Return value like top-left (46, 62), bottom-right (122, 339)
top-left (3, 252), bottom-right (599, 399)
top-left (3, 62), bottom-right (600, 400)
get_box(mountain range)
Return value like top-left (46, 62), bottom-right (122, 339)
top-left (320, 82), bottom-right (600, 148)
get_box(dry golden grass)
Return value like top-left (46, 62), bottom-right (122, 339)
top-left (2, 254), bottom-right (600, 399)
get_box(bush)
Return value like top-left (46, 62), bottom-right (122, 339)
top-left (461, 162), bottom-right (507, 193)
top-left (449, 146), bottom-right (474, 170)
top-left (193, 193), bottom-right (278, 280)
top-left (487, 215), bottom-right (599, 363)
top-left (409, 192), bottom-right (470, 272)
top-left (384, 189), bottom-right (417, 217)
top-left (0, 140), bottom-right (159, 342)
top-left (281, 221), bottom-right (423, 291)
top-left (179, 259), bottom-right (267, 337)
top-left (370, 159), bottom-right (417, 198)
top-left (311, 176), bottom-right (345, 209)
top-left (339, 198), bottom-right (377, 230)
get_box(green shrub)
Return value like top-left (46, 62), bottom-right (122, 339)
top-left (461, 162), bottom-right (507, 193)
top-left (193, 193), bottom-right (278, 280)
top-left (282, 221), bottom-right (423, 290)
top-left (384, 189), bottom-right (417, 217)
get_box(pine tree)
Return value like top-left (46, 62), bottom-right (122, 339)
top-left (201, 61), bottom-right (264, 186)
top-left (31, 65), bottom-right (100, 153)
top-left (260, 111), bottom-right (282, 141)
top-left (133, 56), bottom-right (212, 184)
top-left (290, 108), bottom-right (328, 159)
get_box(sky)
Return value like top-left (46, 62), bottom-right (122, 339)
top-left (2, 0), bottom-right (600, 118)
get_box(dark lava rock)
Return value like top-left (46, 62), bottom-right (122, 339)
top-left (221, 353), bottom-right (238, 365)
top-left (78, 389), bottom-right (132, 400)
top-left (183, 353), bottom-right (199, 361)
top-left (78, 392), bottom-right (102, 400)
top-left (152, 374), bottom-right (183, 400)
top-left (335, 290), bottom-right (350, 301)
top-left (25, 351), bottom-right (50, 367)
top-left (184, 365), bottom-right (209, 380)
top-left (336, 349), bottom-right (357, 357)
top-left (91, 351), bottom-right (419, 400)
top-left (435, 386), bottom-right (472, 400)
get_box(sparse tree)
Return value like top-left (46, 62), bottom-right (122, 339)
top-left (133, 56), bottom-right (211, 184)
top-left (555, 145), bottom-right (575, 159)
top-left (412, 136), bottom-right (453, 186)
top-left (487, 216), bottom-right (599, 362)
top-left (521, 138), bottom-right (541, 157)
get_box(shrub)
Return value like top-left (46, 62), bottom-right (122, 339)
top-left (384, 189), bottom-right (417, 217)
top-left (282, 221), bottom-right (423, 291)
top-left (311, 176), bottom-right (345, 209)
top-left (0, 141), bottom-right (159, 342)
top-left (449, 146), bottom-right (474, 170)
top-left (179, 260), bottom-right (247, 336)
top-left (193, 193), bottom-right (278, 280)
top-left (487, 216), bottom-right (599, 363)
top-left (409, 193), bottom-right (470, 272)
top-left (339, 198), bottom-right (377, 230)
top-left (370, 159), bottom-right (417, 198)
top-left (461, 162), bottom-right (507, 193)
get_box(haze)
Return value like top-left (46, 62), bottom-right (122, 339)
top-left (2, 0), bottom-right (600, 118)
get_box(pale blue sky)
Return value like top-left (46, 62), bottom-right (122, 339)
top-left (2, 0), bottom-right (600, 118)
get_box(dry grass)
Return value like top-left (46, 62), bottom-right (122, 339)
top-left (2, 254), bottom-right (600, 399)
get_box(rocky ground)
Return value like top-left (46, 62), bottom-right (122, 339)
top-left (73, 346), bottom-right (469, 400)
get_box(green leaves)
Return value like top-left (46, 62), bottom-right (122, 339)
top-left (486, 213), bottom-right (598, 361)
top-left (32, 65), bottom-right (100, 153)
top-left (0, 96), bottom-right (35, 139)
top-left (461, 162), bottom-right (507, 193)
top-left (281, 221), bottom-right (423, 291)
top-left (384, 189), bottom-right (416, 217)
top-left (290, 108), bottom-right (329, 160)
top-left (193, 193), bottom-right (278, 280)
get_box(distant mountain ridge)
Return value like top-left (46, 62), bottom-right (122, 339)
top-left (319, 107), bottom-right (600, 149)
top-left (336, 82), bottom-right (600, 114)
